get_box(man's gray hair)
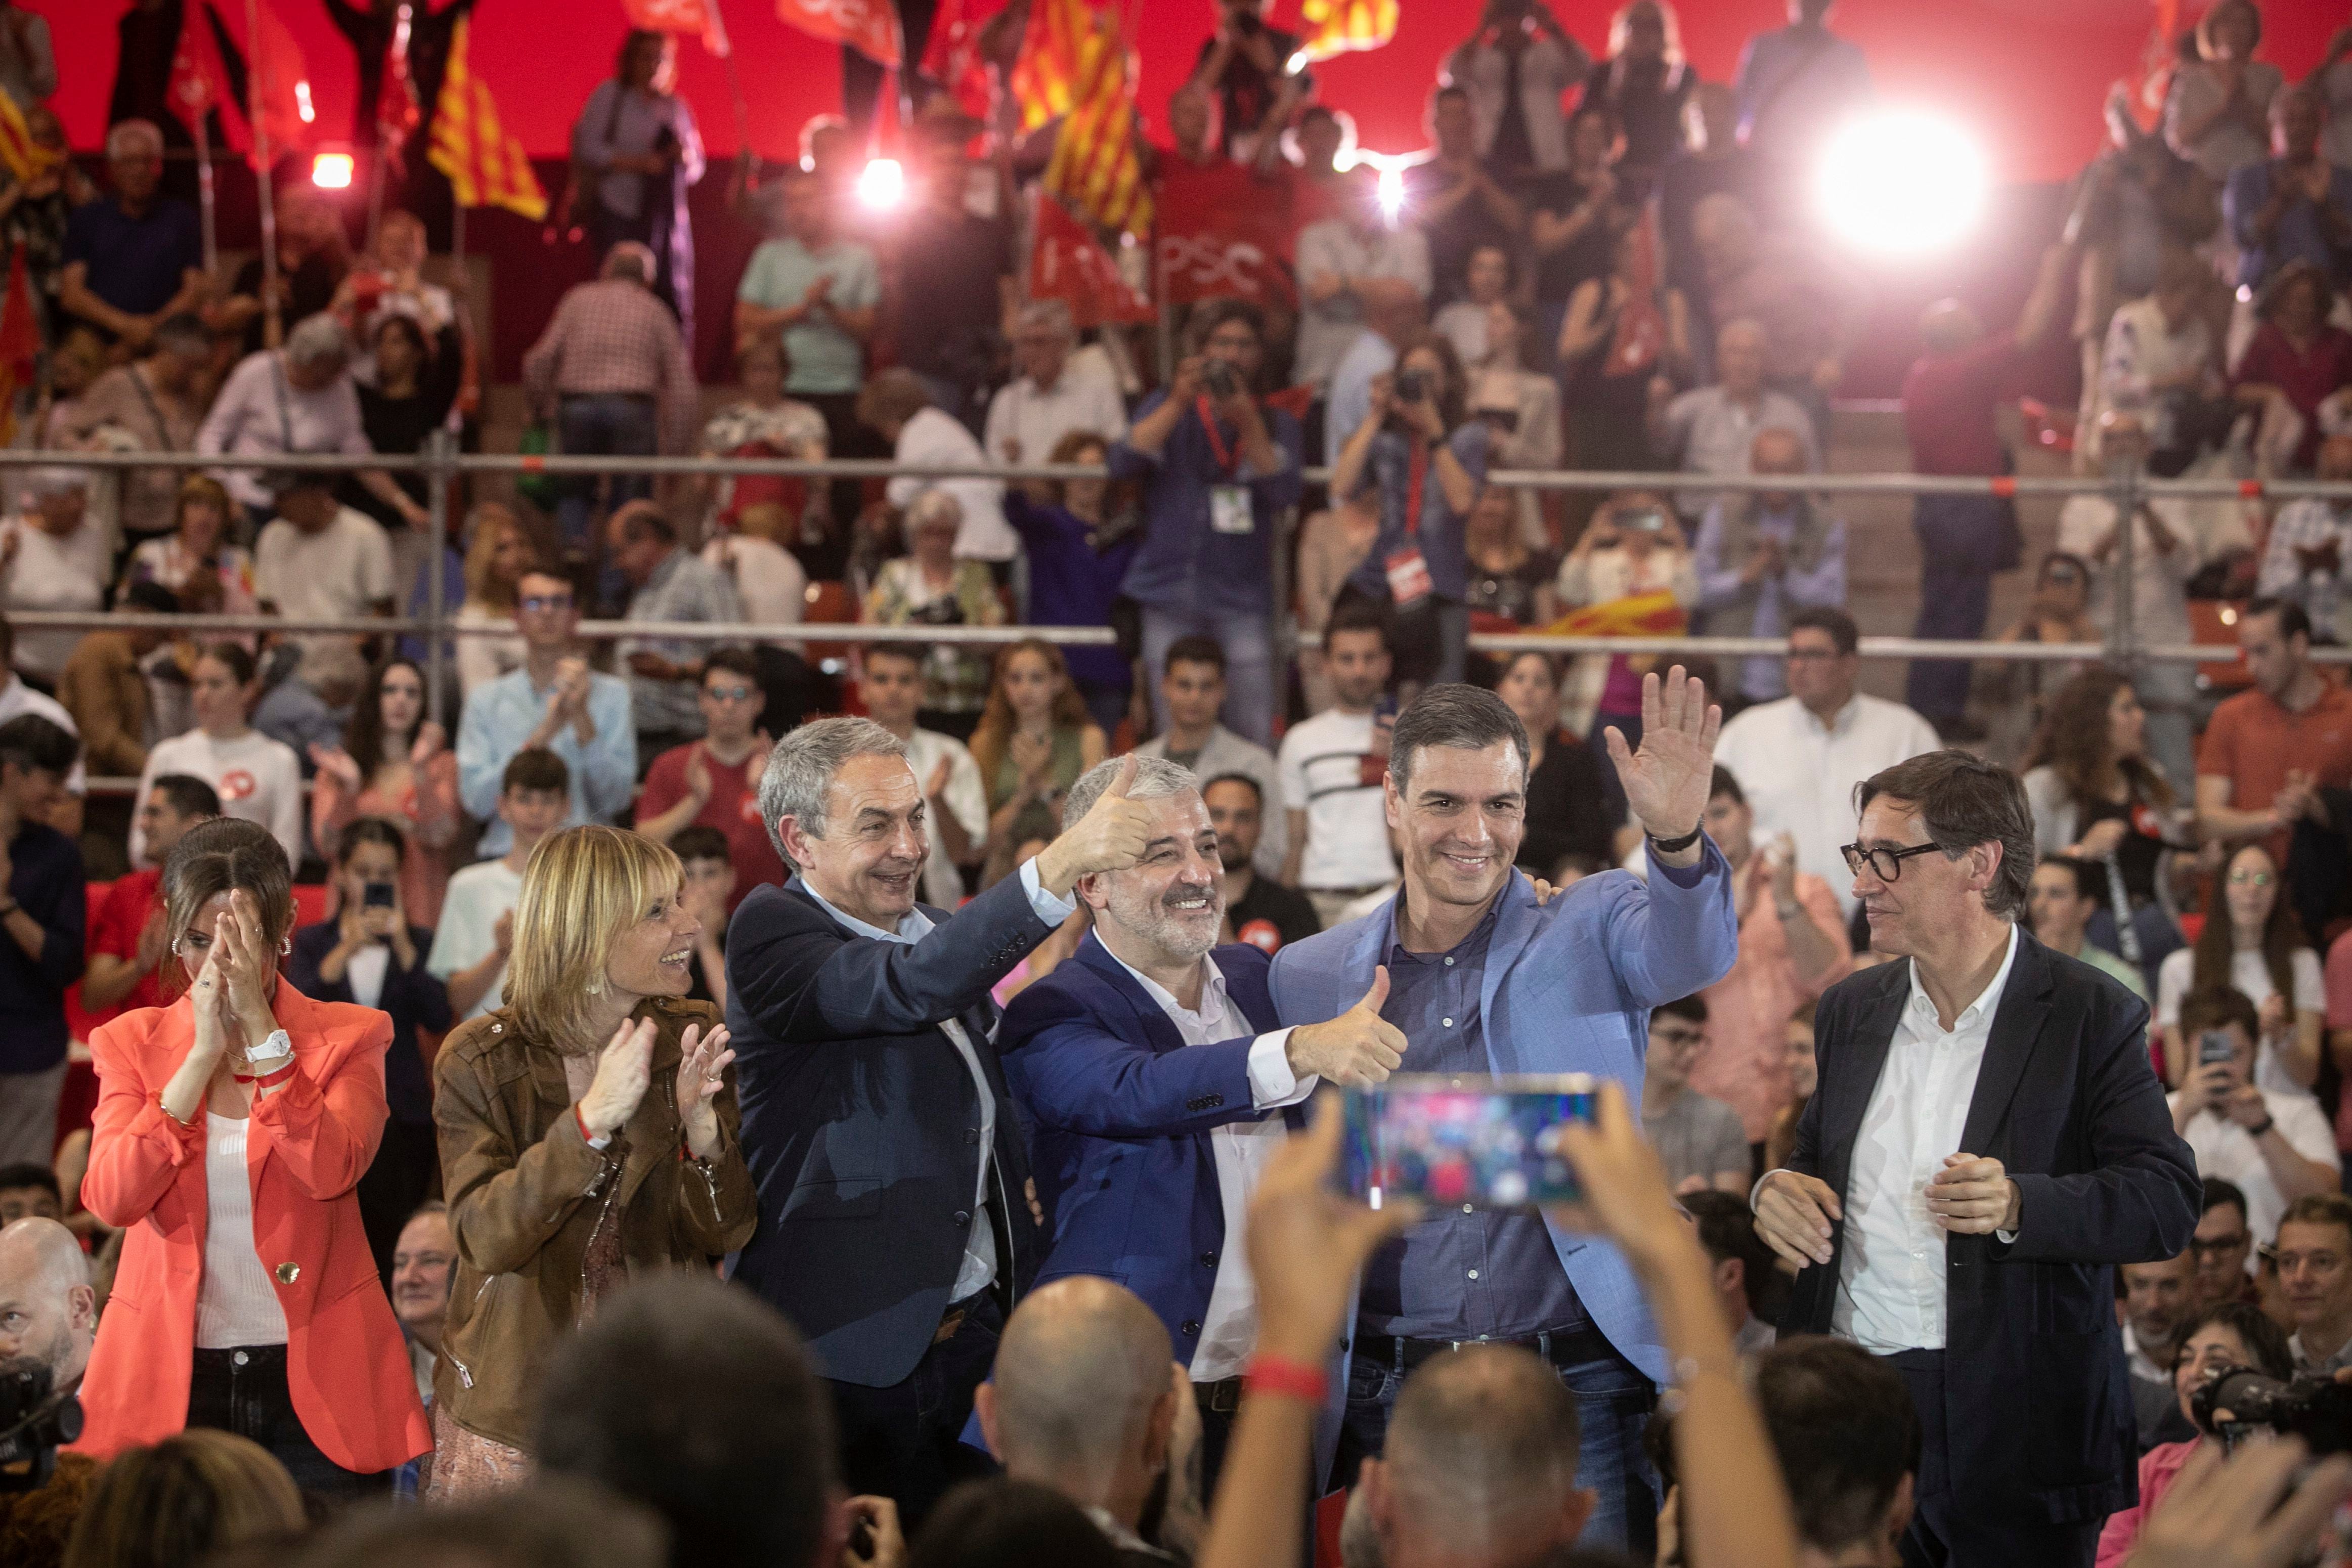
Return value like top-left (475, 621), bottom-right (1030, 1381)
top-left (284, 313), bottom-right (355, 370)
top-left (1061, 754), bottom-right (1196, 832)
top-left (758, 716), bottom-right (908, 865)
top-left (1389, 684), bottom-right (1530, 796)
top-left (106, 119), bottom-right (164, 159)
top-left (23, 466), bottom-right (90, 499)
top-left (603, 242), bottom-right (657, 284)
top-left (1014, 299), bottom-right (1076, 340)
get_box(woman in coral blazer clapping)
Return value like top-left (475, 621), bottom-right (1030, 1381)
top-left (75, 817), bottom-right (429, 1497)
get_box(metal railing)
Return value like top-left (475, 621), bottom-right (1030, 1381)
top-left (15, 442), bottom-right (2352, 734)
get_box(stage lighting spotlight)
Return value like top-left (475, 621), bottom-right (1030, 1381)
top-left (857, 158), bottom-right (905, 210)
top-left (311, 150), bottom-right (355, 190)
top-left (1376, 163), bottom-right (1404, 227)
top-left (1816, 111), bottom-right (1989, 257)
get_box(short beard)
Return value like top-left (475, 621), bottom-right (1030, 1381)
top-left (1108, 882), bottom-right (1223, 963)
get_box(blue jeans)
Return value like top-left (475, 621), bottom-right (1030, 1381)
top-left (1905, 493), bottom-right (2006, 725)
top-left (1141, 604), bottom-right (1275, 748)
top-left (555, 393), bottom-right (660, 553)
top-left (1339, 1337), bottom-right (1658, 1557)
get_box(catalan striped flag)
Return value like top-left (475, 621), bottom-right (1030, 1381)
top-left (0, 91), bottom-right (59, 186)
top-left (1010, 0), bottom-right (1087, 134)
top-left (1035, 0), bottom-right (1150, 241)
top-left (428, 18), bottom-right (549, 221)
top-left (1298, 0), bottom-right (1398, 62)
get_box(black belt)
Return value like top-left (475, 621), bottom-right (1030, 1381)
top-left (1352, 1325), bottom-right (1617, 1372)
top-left (1196, 1376), bottom-right (1247, 1414)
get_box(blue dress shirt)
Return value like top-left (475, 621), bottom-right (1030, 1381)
top-left (456, 664), bottom-right (636, 855)
top-left (1112, 390), bottom-right (1304, 619)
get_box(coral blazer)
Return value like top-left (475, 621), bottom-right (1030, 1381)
top-left (72, 981), bottom-right (431, 1474)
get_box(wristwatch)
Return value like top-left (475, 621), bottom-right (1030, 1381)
top-left (1648, 823), bottom-right (1704, 855)
top-left (243, 1029), bottom-right (294, 1069)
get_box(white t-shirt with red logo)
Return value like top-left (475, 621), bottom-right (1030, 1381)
top-left (132, 727), bottom-right (307, 870)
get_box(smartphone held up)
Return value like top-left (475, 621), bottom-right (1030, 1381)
top-left (1343, 1074), bottom-right (1601, 1214)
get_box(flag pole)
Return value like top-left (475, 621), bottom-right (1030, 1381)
top-left (703, 0), bottom-right (751, 151)
top-left (246, 0), bottom-right (280, 350)
top-left (193, 115), bottom-right (218, 276)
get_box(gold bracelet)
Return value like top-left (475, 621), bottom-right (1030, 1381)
top-left (157, 1091), bottom-right (194, 1128)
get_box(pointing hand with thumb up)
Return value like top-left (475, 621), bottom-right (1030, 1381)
top-left (1284, 966), bottom-right (1409, 1087)
top-left (1035, 754), bottom-right (1158, 896)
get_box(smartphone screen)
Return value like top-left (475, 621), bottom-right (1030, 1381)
top-left (2198, 1030), bottom-right (2236, 1069)
top-left (1343, 1074), bottom-right (1601, 1211)
top-left (363, 882), bottom-right (398, 910)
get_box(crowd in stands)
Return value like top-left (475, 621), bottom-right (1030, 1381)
top-left (3, 0), bottom-right (2352, 1564)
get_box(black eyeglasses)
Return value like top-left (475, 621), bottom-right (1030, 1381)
top-left (1840, 842), bottom-right (1945, 882)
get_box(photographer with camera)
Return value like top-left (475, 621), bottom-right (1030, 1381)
top-left (2167, 988), bottom-right (2338, 1251)
top-left (1329, 333), bottom-right (1489, 695)
top-left (1112, 301), bottom-right (1304, 750)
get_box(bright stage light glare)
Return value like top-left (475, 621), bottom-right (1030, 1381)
top-left (295, 80), bottom-right (317, 125)
top-left (310, 151), bottom-right (355, 190)
top-left (1376, 164), bottom-right (1404, 226)
top-left (856, 158), bottom-right (905, 210)
top-left (1816, 111), bottom-right (1989, 257)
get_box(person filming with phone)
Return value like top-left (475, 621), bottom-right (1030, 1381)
top-left (2166, 986), bottom-right (2338, 1250)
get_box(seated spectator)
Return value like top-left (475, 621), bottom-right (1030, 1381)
top-left (197, 313), bottom-right (425, 532)
top-left (2162, 0), bottom-right (2281, 185)
top-left (971, 1276), bottom-right (1197, 1563)
top-left (130, 643), bottom-right (303, 870)
top-left (1297, 169), bottom-right (1435, 401)
top-left (49, 312), bottom-right (209, 548)
top-left (2094, 1299), bottom-right (2295, 1568)
top-left (0, 715), bottom-right (81, 1169)
top-left (986, 302), bottom-right (1128, 480)
top-left (634, 648), bottom-right (787, 912)
top-left (0, 1165), bottom-right (58, 1224)
top-left (1205, 773), bottom-right (1319, 953)
top-left (1460, 487), bottom-right (1556, 632)
top-left (62, 1431), bottom-right (307, 1565)
top-left (1433, 243), bottom-right (1514, 366)
top-left (27, 328), bottom-right (108, 454)
top-left (1332, 339), bottom-right (1489, 689)
top-left (1686, 764), bottom-right (1848, 1146)
top-left (1641, 994), bottom-right (1749, 1193)
top-left (971, 637), bottom-right (1108, 852)
top-left (2276, 1191), bottom-right (2352, 1373)
top-left (695, 335), bottom-right (827, 574)
top-left (1652, 318), bottom-right (1818, 525)
top-left (706, 499), bottom-right (809, 640)
top-left (2167, 986), bottom-right (2337, 1249)
top-left (1689, 193), bottom-right (1864, 438)
top-left (57, 120), bottom-right (203, 351)
top-left (350, 313), bottom-right (463, 532)
top-left (2120, 1250), bottom-right (2200, 1449)
top-left (607, 501), bottom-right (743, 768)
top-left (2053, 475), bottom-right (2200, 792)
top-left (862, 367), bottom-right (1016, 567)
top-left (1191, 0), bottom-right (1312, 162)
top-left (1278, 603), bottom-right (1398, 927)
top-left (520, 243), bottom-right (699, 554)
top-left (1, 468), bottom-right (108, 685)
top-left (253, 639), bottom-right (367, 771)
top-left (854, 642), bottom-right (987, 905)
top-left (530, 1276), bottom-right (836, 1568)
top-left (80, 774), bottom-right (219, 1024)
top-left (429, 826), bottom-right (754, 1497)
top-left (1985, 552), bottom-right (2097, 761)
top-left (732, 169), bottom-right (880, 454)
top-left (454, 565), bottom-right (634, 856)
top-left (1586, 2), bottom-right (1694, 195)
top-left (1527, 105), bottom-right (1625, 355)
top-left (2223, 89), bottom-right (2352, 311)
top-left (0, 623), bottom-right (90, 846)
top-left (1403, 89), bottom-right (1526, 314)
top-left (1441, 0), bottom-right (1590, 186)
top-left (1678, 1189), bottom-right (1778, 1360)
top-left (1751, 1338), bottom-right (1920, 1568)
top-left (1558, 223), bottom-right (1690, 478)
top-left (308, 658), bottom-right (460, 924)
top-left (427, 747), bottom-right (568, 1024)
top-left (215, 184), bottom-right (352, 359)
top-left (59, 585), bottom-right (175, 784)
top-left (2159, 843), bottom-right (2323, 1093)
top-left (2257, 433), bottom-right (2352, 630)
top-left (1465, 304), bottom-right (1563, 552)
top-left (2231, 263), bottom-right (2352, 473)
top-left (1552, 489), bottom-right (1695, 788)
top-left (1711, 606), bottom-right (1942, 932)
top-left (286, 818), bottom-right (450, 1283)
top-left (1134, 636), bottom-right (1284, 877)
top-left (1691, 428), bottom-right (1847, 708)
top-left (668, 825), bottom-right (734, 1009)
top-left (1490, 651), bottom-right (1615, 874)
top-left (2190, 1177), bottom-right (2260, 1311)
top-left (253, 471), bottom-right (398, 680)
top-left (2030, 855), bottom-right (2152, 1004)
top-left (2023, 668), bottom-right (2190, 985)
top-left (392, 1202), bottom-right (455, 1413)
top-left (451, 502), bottom-right (530, 699)
top-left (1005, 431), bottom-right (1142, 736)
top-left (122, 475), bottom-right (260, 626)
top-left (862, 491), bottom-right (1006, 742)
top-left (2087, 251), bottom-right (2222, 470)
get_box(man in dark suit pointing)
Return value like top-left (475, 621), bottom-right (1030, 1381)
top-left (1752, 751), bottom-right (2199, 1568)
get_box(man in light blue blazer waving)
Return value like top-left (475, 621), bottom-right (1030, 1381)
top-left (1271, 668), bottom-right (1737, 1557)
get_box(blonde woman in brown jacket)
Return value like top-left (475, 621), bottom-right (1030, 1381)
top-left (425, 825), bottom-right (756, 1497)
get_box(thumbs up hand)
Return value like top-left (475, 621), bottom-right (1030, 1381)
top-left (1285, 966), bottom-right (1409, 1087)
top-left (1034, 754), bottom-right (1158, 895)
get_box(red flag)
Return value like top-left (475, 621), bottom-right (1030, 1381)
top-left (920, 0), bottom-right (1007, 121)
top-left (621, 0), bottom-right (731, 56)
top-left (244, 0), bottom-right (316, 160)
top-left (1154, 160), bottom-right (1296, 307)
top-left (429, 17), bottom-right (550, 220)
top-left (375, 3), bottom-right (423, 172)
top-left (1297, 0), bottom-right (1397, 63)
top-left (166, 1), bottom-right (234, 139)
top-left (1029, 196), bottom-right (1152, 328)
top-left (776, 0), bottom-right (902, 67)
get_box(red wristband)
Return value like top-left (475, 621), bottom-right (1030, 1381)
top-left (232, 1060), bottom-right (297, 1088)
top-left (575, 1103), bottom-right (603, 1144)
top-left (1243, 1354), bottom-right (1330, 1405)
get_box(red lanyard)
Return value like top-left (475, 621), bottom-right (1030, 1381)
top-left (1196, 396), bottom-right (1240, 477)
top-left (1404, 439), bottom-right (1428, 539)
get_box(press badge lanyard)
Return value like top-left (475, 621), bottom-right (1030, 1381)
top-left (1384, 440), bottom-right (1434, 609)
top-left (1198, 397), bottom-right (1255, 536)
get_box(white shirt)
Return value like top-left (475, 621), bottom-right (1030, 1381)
top-left (253, 506), bottom-right (397, 668)
top-left (1832, 926), bottom-right (2021, 1354)
top-left (2170, 1087), bottom-right (2340, 1248)
top-left (346, 942), bottom-right (391, 1010)
top-left (1277, 707), bottom-right (1398, 892)
top-left (2056, 496), bottom-right (2200, 706)
top-left (1713, 693), bottom-right (1943, 916)
top-left (196, 1114), bottom-right (291, 1349)
top-left (1104, 948), bottom-right (1312, 1380)
top-left (134, 728), bottom-right (306, 871)
top-left (903, 727), bottom-right (989, 908)
top-left (0, 517), bottom-right (106, 681)
top-left (0, 675), bottom-right (84, 794)
top-left (195, 351), bottom-right (374, 510)
top-left (702, 534), bottom-right (806, 631)
top-left (427, 857), bottom-right (524, 1020)
top-left (1293, 219), bottom-right (1433, 389)
top-left (803, 858), bottom-right (1078, 1300)
top-left (982, 360), bottom-right (1128, 470)
top-left (888, 408), bottom-right (1015, 563)
top-left (2155, 945), bottom-right (2325, 1101)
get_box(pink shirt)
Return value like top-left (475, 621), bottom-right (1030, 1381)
top-left (1687, 862), bottom-right (1852, 1142)
top-left (2096, 1439), bottom-right (2197, 1568)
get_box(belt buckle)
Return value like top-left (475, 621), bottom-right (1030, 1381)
top-left (1205, 1378), bottom-right (1244, 1414)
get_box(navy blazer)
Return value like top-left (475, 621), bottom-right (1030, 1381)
top-left (999, 934), bottom-right (1304, 1366)
top-left (285, 920), bottom-right (450, 1126)
top-left (725, 871), bottom-right (1054, 1389)
top-left (1780, 931), bottom-right (2201, 1526)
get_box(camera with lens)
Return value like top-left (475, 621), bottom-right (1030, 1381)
top-left (1394, 370), bottom-right (1429, 406)
top-left (0, 1357), bottom-right (81, 1493)
top-left (1201, 360), bottom-right (1239, 399)
top-left (2194, 1367), bottom-right (2352, 1457)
